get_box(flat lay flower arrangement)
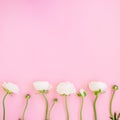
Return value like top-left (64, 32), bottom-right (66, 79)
top-left (1, 81), bottom-right (120, 120)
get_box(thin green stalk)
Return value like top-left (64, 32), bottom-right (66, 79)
top-left (48, 102), bottom-right (56, 119)
top-left (93, 94), bottom-right (99, 120)
top-left (42, 93), bottom-right (49, 120)
top-left (22, 99), bottom-right (29, 120)
top-left (2, 92), bottom-right (9, 120)
top-left (65, 96), bottom-right (69, 120)
top-left (80, 97), bottom-right (84, 120)
top-left (110, 91), bottom-right (115, 118)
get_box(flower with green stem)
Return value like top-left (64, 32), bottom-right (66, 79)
top-left (89, 81), bottom-right (107, 120)
top-left (109, 85), bottom-right (119, 119)
top-left (56, 82), bottom-right (76, 120)
top-left (33, 81), bottom-right (57, 120)
top-left (22, 94), bottom-right (31, 120)
top-left (2, 82), bottom-right (19, 120)
top-left (77, 89), bottom-right (87, 120)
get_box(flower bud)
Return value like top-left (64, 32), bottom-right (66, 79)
top-left (25, 94), bottom-right (31, 99)
top-left (53, 98), bottom-right (58, 103)
top-left (77, 89), bottom-right (87, 97)
top-left (113, 85), bottom-right (119, 91)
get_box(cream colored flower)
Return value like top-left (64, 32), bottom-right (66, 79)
top-left (56, 82), bottom-right (76, 95)
top-left (89, 81), bottom-right (107, 93)
top-left (78, 89), bottom-right (87, 97)
top-left (33, 81), bottom-right (52, 92)
top-left (2, 82), bottom-right (19, 94)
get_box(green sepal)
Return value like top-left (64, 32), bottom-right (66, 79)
top-left (39, 90), bottom-right (48, 94)
top-left (94, 89), bottom-right (101, 95)
top-left (3, 88), bottom-right (12, 94)
top-left (77, 92), bottom-right (86, 97)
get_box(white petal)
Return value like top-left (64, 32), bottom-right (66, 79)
top-left (89, 81), bottom-right (107, 92)
top-left (2, 82), bottom-right (19, 94)
top-left (56, 82), bottom-right (76, 95)
top-left (33, 81), bottom-right (52, 91)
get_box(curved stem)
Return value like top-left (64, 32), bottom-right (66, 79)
top-left (65, 96), bottom-right (69, 120)
top-left (110, 91), bottom-right (115, 118)
top-left (48, 102), bottom-right (56, 119)
top-left (42, 93), bottom-right (49, 120)
top-left (80, 97), bottom-right (84, 120)
top-left (93, 94), bottom-right (99, 120)
top-left (2, 92), bottom-right (9, 120)
top-left (22, 99), bottom-right (29, 120)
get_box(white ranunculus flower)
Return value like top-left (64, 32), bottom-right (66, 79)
top-left (33, 81), bottom-right (52, 91)
top-left (78, 89), bottom-right (87, 97)
top-left (56, 82), bottom-right (76, 95)
top-left (2, 82), bottom-right (19, 94)
top-left (89, 81), bottom-right (107, 93)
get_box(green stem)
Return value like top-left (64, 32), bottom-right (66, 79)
top-left (42, 93), bottom-right (49, 120)
top-left (110, 91), bottom-right (115, 118)
top-left (93, 94), bottom-right (99, 120)
top-left (22, 99), bottom-right (29, 120)
top-left (80, 97), bottom-right (84, 120)
top-left (48, 102), bottom-right (56, 119)
top-left (65, 96), bottom-right (69, 120)
top-left (2, 92), bottom-right (9, 120)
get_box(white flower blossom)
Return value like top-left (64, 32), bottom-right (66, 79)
top-left (89, 81), bottom-right (107, 93)
top-left (33, 81), bottom-right (52, 92)
top-left (2, 82), bottom-right (19, 94)
top-left (78, 89), bottom-right (87, 97)
top-left (56, 82), bottom-right (76, 95)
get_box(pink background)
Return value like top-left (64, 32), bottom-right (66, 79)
top-left (0, 0), bottom-right (120, 120)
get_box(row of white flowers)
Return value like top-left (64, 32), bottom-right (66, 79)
top-left (1, 81), bottom-right (109, 120)
top-left (2, 81), bottom-right (107, 95)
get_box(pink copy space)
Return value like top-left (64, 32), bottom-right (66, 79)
top-left (0, 0), bottom-right (120, 120)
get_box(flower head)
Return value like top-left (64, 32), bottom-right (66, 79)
top-left (77, 89), bottom-right (87, 97)
top-left (89, 81), bottom-right (107, 93)
top-left (56, 82), bottom-right (76, 96)
top-left (2, 82), bottom-right (19, 94)
top-left (33, 81), bottom-right (52, 93)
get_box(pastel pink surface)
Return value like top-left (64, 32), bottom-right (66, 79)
top-left (0, 0), bottom-right (120, 120)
